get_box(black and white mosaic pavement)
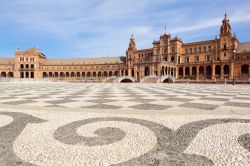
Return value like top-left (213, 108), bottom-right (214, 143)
top-left (0, 82), bottom-right (250, 110)
top-left (0, 82), bottom-right (250, 165)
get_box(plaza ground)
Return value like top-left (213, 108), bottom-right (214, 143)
top-left (0, 82), bottom-right (249, 165)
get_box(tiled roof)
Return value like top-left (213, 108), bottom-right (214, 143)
top-left (0, 58), bottom-right (15, 65)
top-left (42, 57), bottom-right (126, 65)
top-left (237, 42), bottom-right (250, 53)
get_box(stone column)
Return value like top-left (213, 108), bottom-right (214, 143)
top-left (119, 70), bottom-right (122, 77)
top-left (128, 68), bottom-right (131, 77)
top-left (134, 68), bottom-right (138, 80)
top-left (230, 63), bottom-right (234, 79)
top-left (212, 64), bottom-right (215, 80)
top-left (175, 68), bottom-right (178, 79)
top-left (197, 66), bottom-right (200, 80)
top-left (183, 66), bottom-right (185, 79)
top-left (220, 65), bottom-right (224, 79)
top-left (157, 65), bottom-right (161, 77)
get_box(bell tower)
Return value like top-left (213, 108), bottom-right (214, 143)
top-left (128, 34), bottom-right (136, 51)
top-left (219, 13), bottom-right (234, 62)
top-left (126, 34), bottom-right (137, 77)
top-left (220, 12), bottom-right (232, 37)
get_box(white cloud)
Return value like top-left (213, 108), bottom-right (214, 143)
top-left (0, 0), bottom-right (250, 57)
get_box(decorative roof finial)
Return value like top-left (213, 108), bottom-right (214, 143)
top-left (224, 10), bottom-right (228, 20)
top-left (165, 25), bottom-right (167, 34)
top-left (16, 47), bottom-right (20, 53)
top-left (131, 33), bottom-right (134, 40)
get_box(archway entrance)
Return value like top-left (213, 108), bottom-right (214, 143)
top-left (1, 72), bottom-right (6, 78)
top-left (30, 72), bottom-right (34, 79)
top-left (120, 79), bottom-right (133, 83)
top-left (206, 66), bottom-right (212, 79)
top-left (20, 72), bottom-right (24, 78)
top-left (215, 65), bottom-right (221, 78)
top-left (178, 67), bottom-right (183, 78)
top-left (163, 78), bottom-right (173, 83)
top-left (223, 65), bottom-right (229, 78)
top-left (144, 67), bottom-right (150, 76)
top-left (241, 64), bottom-right (249, 74)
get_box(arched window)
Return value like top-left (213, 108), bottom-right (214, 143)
top-left (224, 65), bottom-right (229, 75)
top-left (43, 72), bottom-right (47, 78)
top-left (98, 72), bottom-right (102, 77)
top-left (178, 67), bottom-right (183, 76)
top-left (93, 72), bottom-right (96, 77)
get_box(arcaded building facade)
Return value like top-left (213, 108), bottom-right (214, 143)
top-left (0, 14), bottom-right (249, 83)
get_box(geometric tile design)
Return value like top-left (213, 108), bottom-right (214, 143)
top-left (0, 82), bottom-right (249, 111)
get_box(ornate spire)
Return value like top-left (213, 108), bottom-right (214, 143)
top-left (220, 12), bottom-right (232, 36)
top-left (128, 33), bottom-right (136, 51)
top-left (15, 47), bottom-right (20, 53)
top-left (130, 33), bottom-right (135, 41)
top-left (224, 11), bottom-right (228, 20)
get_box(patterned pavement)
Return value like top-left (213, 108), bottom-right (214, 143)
top-left (0, 82), bottom-right (250, 110)
top-left (0, 82), bottom-right (250, 165)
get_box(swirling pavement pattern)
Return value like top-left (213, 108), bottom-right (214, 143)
top-left (238, 133), bottom-right (250, 152)
top-left (0, 111), bottom-right (249, 165)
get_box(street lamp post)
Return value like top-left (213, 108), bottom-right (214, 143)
top-left (232, 49), bottom-right (236, 85)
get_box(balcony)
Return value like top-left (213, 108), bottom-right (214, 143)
top-left (19, 68), bottom-right (34, 71)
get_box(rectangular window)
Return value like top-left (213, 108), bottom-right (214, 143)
top-left (194, 47), bottom-right (197, 53)
top-left (199, 47), bottom-right (202, 53)
top-left (196, 55), bottom-right (199, 62)
top-left (204, 46), bottom-right (207, 53)
top-left (208, 46), bottom-right (211, 51)
top-left (206, 55), bottom-right (210, 62)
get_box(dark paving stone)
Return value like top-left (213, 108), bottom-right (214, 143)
top-left (94, 95), bottom-right (117, 99)
top-left (47, 99), bottom-right (75, 105)
top-left (82, 104), bottom-right (122, 109)
top-left (201, 97), bottom-right (229, 101)
top-left (212, 93), bottom-right (237, 97)
top-left (234, 97), bottom-right (250, 100)
top-left (223, 102), bottom-right (250, 108)
top-left (1, 100), bottom-right (34, 105)
top-left (130, 104), bottom-right (171, 110)
top-left (166, 98), bottom-right (192, 102)
top-left (0, 97), bottom-right (14, 100)
top-left (185, 94), bottom-right (206, 97)
top-left (127, 98), bottom-right (155, 103)
top-left (238, 133), bottom-right (250, 152)
top-left (179, 103), bottom-right (219, 110)
top-left (86, 99), bottom-right (117, 104)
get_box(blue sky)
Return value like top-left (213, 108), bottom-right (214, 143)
top-left (0, 0), bottom-right (250, 58)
